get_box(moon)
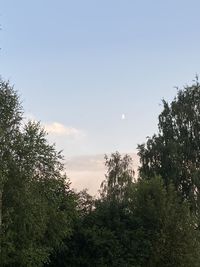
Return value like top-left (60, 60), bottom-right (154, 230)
top-left (121, 114), bottom-right (126, 120)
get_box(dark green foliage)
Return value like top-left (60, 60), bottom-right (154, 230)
top-left (0, 79), bottom-right (76, 266)
top-left (50, 153), bottom-right (200, 267)
top-left (101, 152), bottom-right (134, 201)
top-left (1, 77), bottom-right (200, 266)
top-left (138, 77), bottom-right (200, 204)
top-left (131, 177), bottom-right (200, 267)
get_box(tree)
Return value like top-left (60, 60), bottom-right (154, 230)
top-left (0, 79), bottom-right (22, 263)
top-left (129, 177), bottom-right (200, 267)
top-left (49, 152), bottom-right (200, 267)
top-left (96, 153), bottom-right (200, 267)
top-left (49, 153), bottom-right (135, 267)
top-left (0, 79), bottom-right (75, 266)
top-left (138, 77), bottom-right (200, 207)
top-left (100, 152), bottom-right (135, 201)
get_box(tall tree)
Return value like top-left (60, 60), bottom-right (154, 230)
top-left (0, 79), bottom-right (75, 266)
top-left (138, 77), bottom-right (200, 206)
top-left (100, 152), bottom-right (134, 201)
top-left (0, 79), bottom-right (22, 262)
top-left (129, 177), bottom-right (200, 267)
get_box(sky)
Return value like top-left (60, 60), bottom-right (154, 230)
top-left (1, 0), bottom-right (200, 161)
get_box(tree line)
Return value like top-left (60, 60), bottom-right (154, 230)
top-left (0, 77), bottom-right (200, 266)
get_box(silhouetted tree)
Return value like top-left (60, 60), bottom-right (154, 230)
top-left (138, 77), bottom-right (200, 209)
top-left (0, 79), bottom-right (76, 266)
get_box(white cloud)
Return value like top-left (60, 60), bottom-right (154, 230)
top-left (44, 122), bottom-right (83, 138)
top-left (23, 114), bottom-right (84, 139)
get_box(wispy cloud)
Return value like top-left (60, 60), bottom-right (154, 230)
top-left (23, 114), bottom-right (84, 139)
top-left (44, 122), bottom-right (84, 138)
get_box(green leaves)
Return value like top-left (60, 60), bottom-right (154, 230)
top-left (52, 153), bottom-right (200, 267)
top-left (132, 177), bottom-right (200, 267)
top-left (1, 76), bottom-right (200, 266)
top-left (138, 77), bottom-right (200, 204)
top-left (100, 152), bottom-right (134, 201)
top-left (0, 80), bottom-right (76, 266)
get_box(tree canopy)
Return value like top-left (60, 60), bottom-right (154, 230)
top-left (138, 77), bottom-right (200, 208)
top-left (0, 79), bottom-right (76, 266)
top-left (1, 77), bottom-right (200, 266)
top-left (50, 153), bottom-right (200, 267)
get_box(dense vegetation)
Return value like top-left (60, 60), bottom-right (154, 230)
top-left (1, 77), bottom-right (200, 266)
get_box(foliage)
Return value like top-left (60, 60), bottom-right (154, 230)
top-left (138, 77), bottom-right (200, 206)
top-left (50, 153), bottom-right (200, 267)
top-left (100, 152), bottom-right (134, 201)
top-left (130, 177), bottom-right (200, 267)
top-left (1, 77), bottom-right (200, 266)
top-left (0, 79), bottom-right (75, 266)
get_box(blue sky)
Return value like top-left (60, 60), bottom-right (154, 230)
top-left (1, 0), bottom-right (200, 157)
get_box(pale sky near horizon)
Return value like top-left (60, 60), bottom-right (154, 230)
top-left (1, 0), bottom-right (200, 158)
